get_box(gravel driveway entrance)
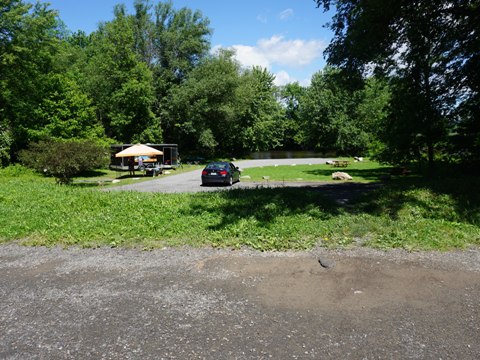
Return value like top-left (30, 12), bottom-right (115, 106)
top-left (107, 158), bottom-right (335, 194)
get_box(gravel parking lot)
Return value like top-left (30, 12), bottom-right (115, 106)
top-left (107, 158), bottom-right (334, 193)
top-left (1, 244), bottom-right (479, 359)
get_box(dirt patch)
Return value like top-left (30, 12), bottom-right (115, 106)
top-left (199, 253), bottom-right (479, 311)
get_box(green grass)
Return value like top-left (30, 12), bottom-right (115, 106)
top-left (241, 159), bottom-right (391, 182)
top-left (0, 164), bottom-right (479, 251)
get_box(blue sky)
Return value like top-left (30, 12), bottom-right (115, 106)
top-left (41, 0), bottom-right (334, 85)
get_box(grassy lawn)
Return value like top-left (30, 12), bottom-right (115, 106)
top-left (0, 164), bottom-right (479, 251)
top-left (241, 160), bottom-right (391, 182)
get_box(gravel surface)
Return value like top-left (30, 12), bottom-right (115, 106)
top-left (106, 158), bottom-right (335, 193)
top-left (1, 244), bottom-right (479, 359)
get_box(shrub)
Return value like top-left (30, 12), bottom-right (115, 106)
top-left (19, 139), bottom-right (109, 184)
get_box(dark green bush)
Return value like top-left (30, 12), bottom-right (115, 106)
top-left (19, 139), bottom-right (109, 184)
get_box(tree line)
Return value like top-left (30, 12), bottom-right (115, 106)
top-left (1, 0), bottom-right (478, 168)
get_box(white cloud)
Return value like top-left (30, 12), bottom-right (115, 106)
top-left (230, 35), bottom-right (325, 70)
top-left (256, 14), bottom-right (267, 24)
top-left (231, 45), bottom-right (270, 68)
top-left (299, 77), bottom-right (312, 87)
top-left (279, 8), bottom-right (294, 20)
top-left (273, 71), bottom-right (312, 87)
top-left (273, 70), bottom-right (292, 86)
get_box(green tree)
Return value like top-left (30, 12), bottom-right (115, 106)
top-left (278, 82), bottom-right (306, 149)
top-left (0, 0), bottom-right (60, 161)
top-left (299, 68), bottom-right (358, 154)
top-left (234, 66), bottom-right (285, 153)
top-left (315, 0), bottom-right (479, 167)
top-left (356, 77), bottom-right (392, 158)
top-left (152, 1), bottom-right (211, 83)
top-left (28, 74), bottom-right (105, 142)
top-left (168, 49), bottom-right (240, 155)
top-left (299, 67), bottom-right (391, 156)
top-left (84, 4), bottom-right (161, 143)
top-left (150, 1), bottom-right (212, 143)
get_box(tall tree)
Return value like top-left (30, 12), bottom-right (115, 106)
top-left (151, 1), bottom-right (212, 142)
top-left (84, 4), bottom-right (160, 143)
top-left (0, 0), bottom-right (60, 160)
top-left (299, 67), bottom-right (358, 154)
top-left (168, 49), bottom-right (240, 155)
top-left (234, 66), bottom-right (285, 153)
top-left (315, 0), bottom-right (479, 167)
top-left (299, 67), bottom-right (390, 156)
top-left (278, 82), bottom-right (306, 149)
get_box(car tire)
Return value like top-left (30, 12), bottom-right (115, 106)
top-left (228, 176), bottom-right (233, 186)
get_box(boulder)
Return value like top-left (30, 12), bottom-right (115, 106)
top-left (332, 171), bottom-right (352, 180)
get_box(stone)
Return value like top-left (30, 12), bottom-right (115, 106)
top-left (241, 175), bottom-right (251, 179)
top-left (332, 172), bottom-right (352, 180)
top-left (318, 257), bottom-right (335, 269)
top-left (262, 176), bottom-right (270, 180)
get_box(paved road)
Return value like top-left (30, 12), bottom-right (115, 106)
top-left (1, 245), bottom-right (479, 359)
top-left (108, 158), bottom-right (334, 193)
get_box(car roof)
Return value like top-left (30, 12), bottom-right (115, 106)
top-left (208, 161), bottom-right (229, 165)
top-left (205, 162), bottom-right (230, 168)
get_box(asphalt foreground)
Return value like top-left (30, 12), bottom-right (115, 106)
top-left (1, 244), bottom-right (479, 359)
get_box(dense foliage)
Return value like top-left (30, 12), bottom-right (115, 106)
top-left (1, 0), bottom-right (478, 168)
top-left (315, 0), bottom-right (480, 167)
top-left (19, 139), bottom-right (108, 183)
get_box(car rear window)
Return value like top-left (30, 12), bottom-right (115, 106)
top-left (206, 163), bottom-right (227, 169)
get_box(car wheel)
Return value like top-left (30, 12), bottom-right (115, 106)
top-left (228, 176), bottom-right (233, 186)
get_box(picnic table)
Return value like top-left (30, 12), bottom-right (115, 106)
top-left (143, 163), bottom-right (163, 176)
top-left (332, 160), bottom-right (350, 167)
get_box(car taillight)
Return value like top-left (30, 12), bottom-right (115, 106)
top-left (202, 170), bottom-right (208, 175)
top-left (219, 170), bottom-right (228, 175)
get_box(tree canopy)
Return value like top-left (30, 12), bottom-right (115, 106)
top-left (315, 0), bottom-right (480, 166)
top-left (1, 0), bottom-right (477, 167)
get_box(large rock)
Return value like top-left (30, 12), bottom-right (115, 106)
top-left (332, 171), bottom-right (352, 180)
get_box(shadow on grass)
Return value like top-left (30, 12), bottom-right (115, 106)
top-left (183, 175), bottom-right (480, 230)
top-left (350, 176), bottom-right (480, 225)
top-left (186, 187), bottom-right (341, 230)
top-left (77, 169), bottom-right (111, 178)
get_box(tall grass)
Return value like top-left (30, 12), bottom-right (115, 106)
top-left (1, 165), bottom-right (479, 251)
